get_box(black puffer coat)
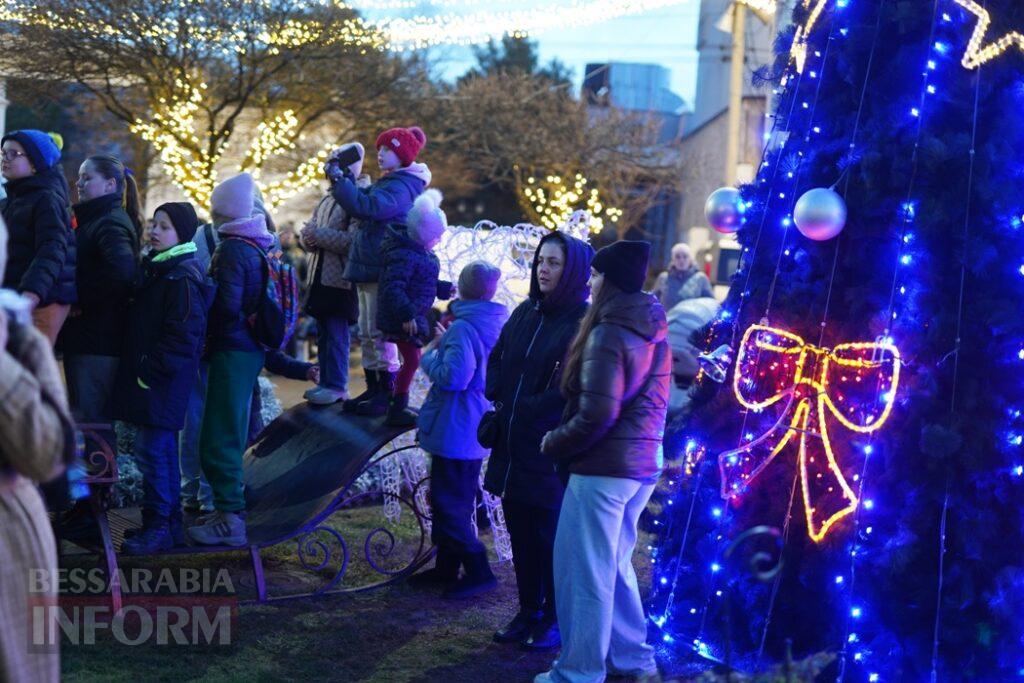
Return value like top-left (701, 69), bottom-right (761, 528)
top-left (542, 291), bottom-right (671, 482)
top-left (482, 231), bottom-right (594, 509)
top-left (59, 193), bottom-right (138, 356)
top-left (113, 246), bottom-right (212, 430)
top-left (207, 236), bottom-right (266, 354)
top-left (0, 166), bottom-right (76, 305)
top-left (377, 227), bottom-right (441, 346)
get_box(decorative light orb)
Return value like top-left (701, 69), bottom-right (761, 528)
top-left (704, 187), bottom-right (744, 234)
top-left (794, 187), bottom-right (847, 241)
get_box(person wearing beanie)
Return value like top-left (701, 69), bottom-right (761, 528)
top-left (59, 154), bottom-right (143, 424)
top-left (366, 189), bottom-right (450, 425)
top-left (481, 230), bottom-right (594, 649)
top-left (535, 239), bottom-right (670, 683)
top-left (112, 203), bottom-right (212, 554)
top-left (327, 127), bottom-right (432, 416)
top-left (0, 129), bottom-right (77, 345)
top-left (407, 260), bottom-right (508, 599)
top-left (300, 142), bottom-right (368, 406)
top-left (188, 173), bottom-right (273, 547)
top-left (589, 239), bottom-right (652, 294)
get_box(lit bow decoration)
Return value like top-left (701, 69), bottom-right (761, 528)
top-left (718, 325), bottom-right (901, 542)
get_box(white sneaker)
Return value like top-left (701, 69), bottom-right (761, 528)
top-left (187, 511), bottom-right (248, 547)
top-left (304, 386), bottom-right (348, 405)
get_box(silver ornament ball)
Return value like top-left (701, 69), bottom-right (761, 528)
top-left (794, 187), bottom-right (847, 241)
top-left (704, 187), bottom-right (744, 234)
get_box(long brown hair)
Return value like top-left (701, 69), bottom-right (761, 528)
top-left (560, 275), bottom-right (623, 396)
top-left (85, 155), bottom-right (143, 247)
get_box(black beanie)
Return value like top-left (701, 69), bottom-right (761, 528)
top-left (155, 202), bottom-right (199, 244)
top-left (591, 240), bottom-right (652, 294)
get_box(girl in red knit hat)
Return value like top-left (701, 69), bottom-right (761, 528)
top-left (325, 125), bottom-right (433, 415)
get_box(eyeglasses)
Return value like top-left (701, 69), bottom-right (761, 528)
top-left (1, 150), bottom-right (27, 162)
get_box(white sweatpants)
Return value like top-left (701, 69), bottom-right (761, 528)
top-left (544, 474), bottom-right (658, 683)
top-left (356, 282), bottom-right (399, 373)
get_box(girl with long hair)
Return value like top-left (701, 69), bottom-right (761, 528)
top-left (60, 154), bottom-right (141, 421)
top-left (536, 240), bottom-right (671, 683)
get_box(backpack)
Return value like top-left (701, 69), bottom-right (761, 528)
top-left (229, 237), bottom-right (300, 351)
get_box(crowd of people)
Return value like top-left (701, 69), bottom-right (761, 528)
top-left (0, 122), bottom-right (710, 682)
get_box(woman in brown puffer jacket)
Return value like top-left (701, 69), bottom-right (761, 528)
top-left (0, 214), bottom-right (75, 683)
top-left (536, 240), bottom-right (670, 683)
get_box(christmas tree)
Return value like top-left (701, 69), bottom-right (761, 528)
top-left (651, 0), bottom-right (1024, 679)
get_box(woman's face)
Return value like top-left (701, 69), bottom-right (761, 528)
top-left (148, 211), bottom-right (181, 252)
top-left (1, 140), bottom-right (33, 180)
top-left (588, 269), bottom-right (604, 297)
top-left (76, 161), bottom-right (117, 202)
top-left (377, 147), bottom-right (402, 172)
top-left (536, 241), bottom-right (566, 294)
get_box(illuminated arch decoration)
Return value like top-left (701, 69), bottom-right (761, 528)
top-left (718, 324), bottom-right (901, 543)
top-left (952, 0), bottom-right (1024, 69)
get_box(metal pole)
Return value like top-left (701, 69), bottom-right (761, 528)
top-left (724, 1), bottom-right (746, 187)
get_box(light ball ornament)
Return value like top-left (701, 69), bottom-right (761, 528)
top-left (704, 187), bottom-right (745, 234)
top-left (794, 187), bottom-right (847, 241)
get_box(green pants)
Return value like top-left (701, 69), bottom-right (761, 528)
top-left (198, 349), bottom-right (265, 512)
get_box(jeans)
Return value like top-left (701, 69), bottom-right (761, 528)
top-left (547, 475), bottom-right (657, 683)
top-left (198, 350), bottom-right (264, 513)
top-left (429, 455), bottom-right (485, 557)
top-left (356, 283), bottom-right (398, 373)
top-left (133, 426), bottom-right (182, 521)
top-left (316, 314), bottom-right (350, 392)
top-left (63, 354), bottom-right (119, 422)
top-left (180, 362), bottom-right (213, 511)
top-left (503, 499), bottom-right (560, 616)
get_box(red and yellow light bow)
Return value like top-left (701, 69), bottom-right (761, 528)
top-left (718, 324), bottom-right (901, 542)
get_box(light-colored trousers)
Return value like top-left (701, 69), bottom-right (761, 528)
top-left (546, 474), bottom-right (657, 683)
top-left (356, 282), bottom-right (398, 373)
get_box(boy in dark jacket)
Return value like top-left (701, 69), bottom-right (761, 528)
top-left (0, 130), bottom-right (76, 345)
top-left (328, 125), bottom-right (431, 415)
top-left (115, 203), bottom-right (210, 554)
top-left (370, 189), bottom-right (448, 426)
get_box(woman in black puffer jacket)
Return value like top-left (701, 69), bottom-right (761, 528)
top-left (481, 230), bottom-right (593, 649)
top-left (60, 155), bottom-right (142, 422)
top-left (535, 241), bottom-right (670, 683)
top-left (0, 130), bottom-right (76, 345)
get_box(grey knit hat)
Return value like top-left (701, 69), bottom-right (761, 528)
top-left (458, 260), bottom-right (501, 301)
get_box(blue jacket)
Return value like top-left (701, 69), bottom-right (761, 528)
top-left (331, 163), bottom-right (431, 283)
top-left (206, 217), bottom-right (273, 355)
top-left (418, 299), bottom-right (510, 460)
top-left (377, 227), bottom-right (440, 346)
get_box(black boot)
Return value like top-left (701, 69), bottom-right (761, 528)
top-left (443, 550), bottom-right (497, 600)
top-left (521, 613), bottom-right (561, 651)
top-left (356, 371), bottom-right (395, 417)
top-left (343, 370), bottom-right (378, 413)
top-left (407, 545), bottom-right (460, 588)
top-left (385, 393), bottom-right (418, 427)
top-left (493, 609), bottom-right (543, 644)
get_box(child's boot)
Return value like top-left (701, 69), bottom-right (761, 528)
top-left (385, 393), bottom-right (418, 427)
top-left (343, 370), bottom-right (378, 412)
top-left (356, 371), bottom-right (395, 417)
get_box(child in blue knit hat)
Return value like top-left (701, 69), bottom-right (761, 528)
top-left (0, 129), bottom-right (77, 344)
